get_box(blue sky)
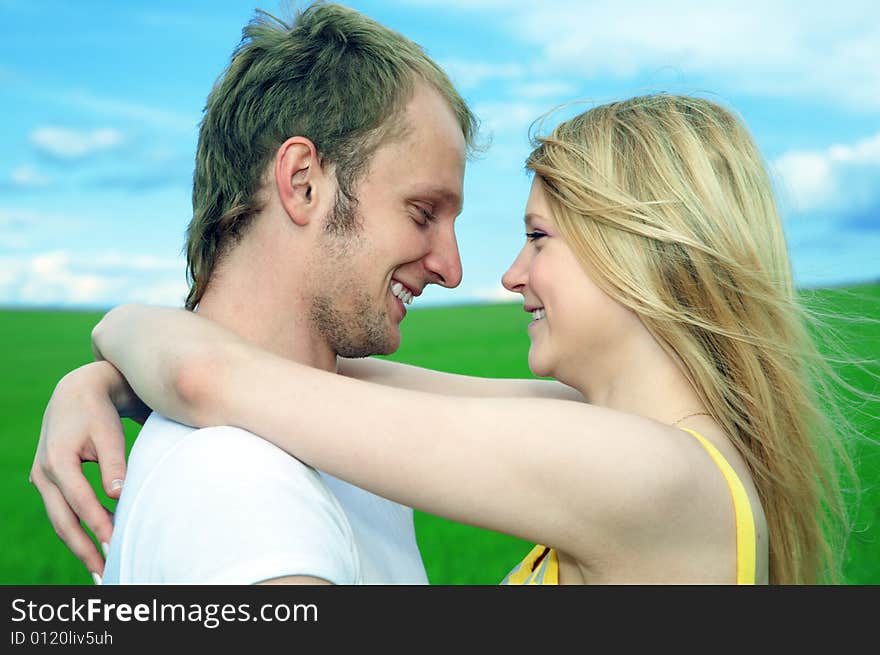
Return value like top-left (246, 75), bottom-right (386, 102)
top-left (1, 0), bottom-right (878, 309)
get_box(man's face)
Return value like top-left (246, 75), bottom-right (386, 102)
top-left (305, 83), bottom-right (467, 357)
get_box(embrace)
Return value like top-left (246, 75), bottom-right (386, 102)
top-left (31, 2), bottom-right (855, 585)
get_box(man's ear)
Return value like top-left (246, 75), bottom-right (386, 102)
top-left (274, 137), bottom-right (329, 227)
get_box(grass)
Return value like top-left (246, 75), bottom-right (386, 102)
top-left (1, 285), bottom-right (877, 585)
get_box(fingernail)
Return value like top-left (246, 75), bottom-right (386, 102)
top-left (91, 572), bottom-right (102, 586)
top-left (110, 479), bottom-right (124, 492)
top-left (101, 542), bottom-right (110, 557)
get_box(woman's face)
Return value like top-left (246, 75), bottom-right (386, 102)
top-left (502, 178), bottom-right (641, 384)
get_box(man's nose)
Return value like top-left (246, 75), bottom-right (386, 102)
top-left (424, 225), bottom-right (463, 288)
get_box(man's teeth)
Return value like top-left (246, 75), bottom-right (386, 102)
top-left (391, 281), bottom-right (413, 305)
top-left (532, 308), bottom-right (546, 321)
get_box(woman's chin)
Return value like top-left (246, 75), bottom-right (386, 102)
top-left (527, 351), bottom-right (552, 379)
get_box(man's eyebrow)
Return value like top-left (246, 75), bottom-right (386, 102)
top-left (410, 186), bottom-right (462, 214)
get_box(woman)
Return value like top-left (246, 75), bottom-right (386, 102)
top-left (35, 94), bottom-right (855, 584)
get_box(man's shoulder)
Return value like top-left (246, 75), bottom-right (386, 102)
top-left (108, 415), bottom-right (362, 585)
top-left (134, 412), bottom-right (317, 478)
top-left (122, 412), bottom-right (333, 518)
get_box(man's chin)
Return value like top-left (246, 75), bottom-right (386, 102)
top-left (334, 326), bottom-right (400, 358)
top-left (375, 326), bottom-right (401, 356)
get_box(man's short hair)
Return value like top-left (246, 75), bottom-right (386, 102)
top-left (185, 2), bottom-right (479, 309)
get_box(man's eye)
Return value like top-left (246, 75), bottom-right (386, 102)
top-left (414, 206), bottom-right (436, 225)
top-left (525, 231), bottom-right (546, 242)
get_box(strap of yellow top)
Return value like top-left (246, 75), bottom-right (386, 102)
top-left (542, 548), bottom-right (559, 585)
top-left (504, 545), bottom-right (559, 585)
top-left (524, 547), bottom-right (558, 585)
top-left (504, 545), bottom-right (543, 585)
top-left (679, 427), bottom-right (756, 585)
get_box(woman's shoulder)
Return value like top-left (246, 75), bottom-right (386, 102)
top-left (554, 404), bottom-right (719, 497)
top-left (562, 414), bottom-right (767, 583)
top-left (613, 417), bottom-right (758, 528)
top-left (530, 404), bottom-right (691, 504)
top-left (537, 407), bottom-right (714, 538)
top-left (555, 405), bottom-right (752, 502)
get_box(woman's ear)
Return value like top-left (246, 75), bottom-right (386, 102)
top-left (274, 136), bottom-right (329, 227)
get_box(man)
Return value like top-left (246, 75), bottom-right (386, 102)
top-left (30, 2), bottom-right (477, 585)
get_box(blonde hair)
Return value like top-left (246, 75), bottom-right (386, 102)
top-left (526, 94), bottom-right (859, 584)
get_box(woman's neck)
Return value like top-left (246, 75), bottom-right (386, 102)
top-left (569, 331), bottom-right (706, 425)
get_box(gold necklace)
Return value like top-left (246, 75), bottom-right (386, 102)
top-left (671, 411), bottom-right (712, 426)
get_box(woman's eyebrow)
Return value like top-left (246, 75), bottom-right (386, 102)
top-left (524, 213), bottom-right (545, 229)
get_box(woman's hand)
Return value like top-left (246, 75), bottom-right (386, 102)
top-left (30, 303), bottom-right (237, 579)
top-left (29, 361), bottom-right (148, 578)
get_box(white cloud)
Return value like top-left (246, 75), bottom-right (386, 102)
top-left (10, 164), bottom-right (51, 188)
top-left (439, 59), bottom-right (525, 89)
top-left (510, 80), bottom-right (577, 100)
top-left (18, 251), bottom-right (115, 304)
top-left (828, 132), bottom-right (880, 166)
top-left (415, 0), bottom-right (880, 110)
top-left (127, 279), bottom-right (189, 306)
top-left (0, 207), bottom-right (94, 249)
top-left (90, 252), bottom-right (184, 272)
top-left (473, 100), bottom-right (547, 136)
top-left (401, 0), bottom-right (521, 9)
top-left (772, 130), bottom-right (880, 212)
top-left (772, 152), bottom-right (836, 212)
top-left (30, 127), bottom-right (125, 159)
top-left (0, 208), bottom-right (72, 225)
top-left (59, 90), bottom-right (198, 133)
top-left (0, 250), bottom-right (187, 307)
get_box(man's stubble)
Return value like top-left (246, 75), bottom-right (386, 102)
top-left (307, 191), bottom-right (398, 359)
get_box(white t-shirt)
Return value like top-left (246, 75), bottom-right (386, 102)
top-left (103, 413), bottom-right (428, 585)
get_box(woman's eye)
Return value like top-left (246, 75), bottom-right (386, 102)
top-left (525, 231), bottom-right (546, 242)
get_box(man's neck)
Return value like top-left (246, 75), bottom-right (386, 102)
top-left (195, 279), bottom-right (338, 373)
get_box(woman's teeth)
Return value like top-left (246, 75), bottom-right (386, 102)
top-left (391, 281), bottom-right (413, 305)
top-left (532, 308), bottom-right (545, 321)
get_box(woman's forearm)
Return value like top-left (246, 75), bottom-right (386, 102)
top-left (338, 357), bottom-right (585, 402)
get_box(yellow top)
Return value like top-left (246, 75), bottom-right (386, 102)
top-left (500, 427), bottom-right (757, 585)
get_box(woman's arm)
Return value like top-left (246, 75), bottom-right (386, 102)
top-left (338, 357), bottom-right (585, 402)
top-left (30, 360), bottom-right (149, 576)
top-left (92, 304), bottom-right (694, 556)
top-left (90, 304), bottom-right (246, 423)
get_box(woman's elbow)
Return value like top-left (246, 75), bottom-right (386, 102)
top-left (171, 343), bottom-right (229, 427)
top-left (90, 304), bottom-right (141, 362)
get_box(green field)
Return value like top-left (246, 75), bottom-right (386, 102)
top-left (1, 286), bottom-right (878, 584)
